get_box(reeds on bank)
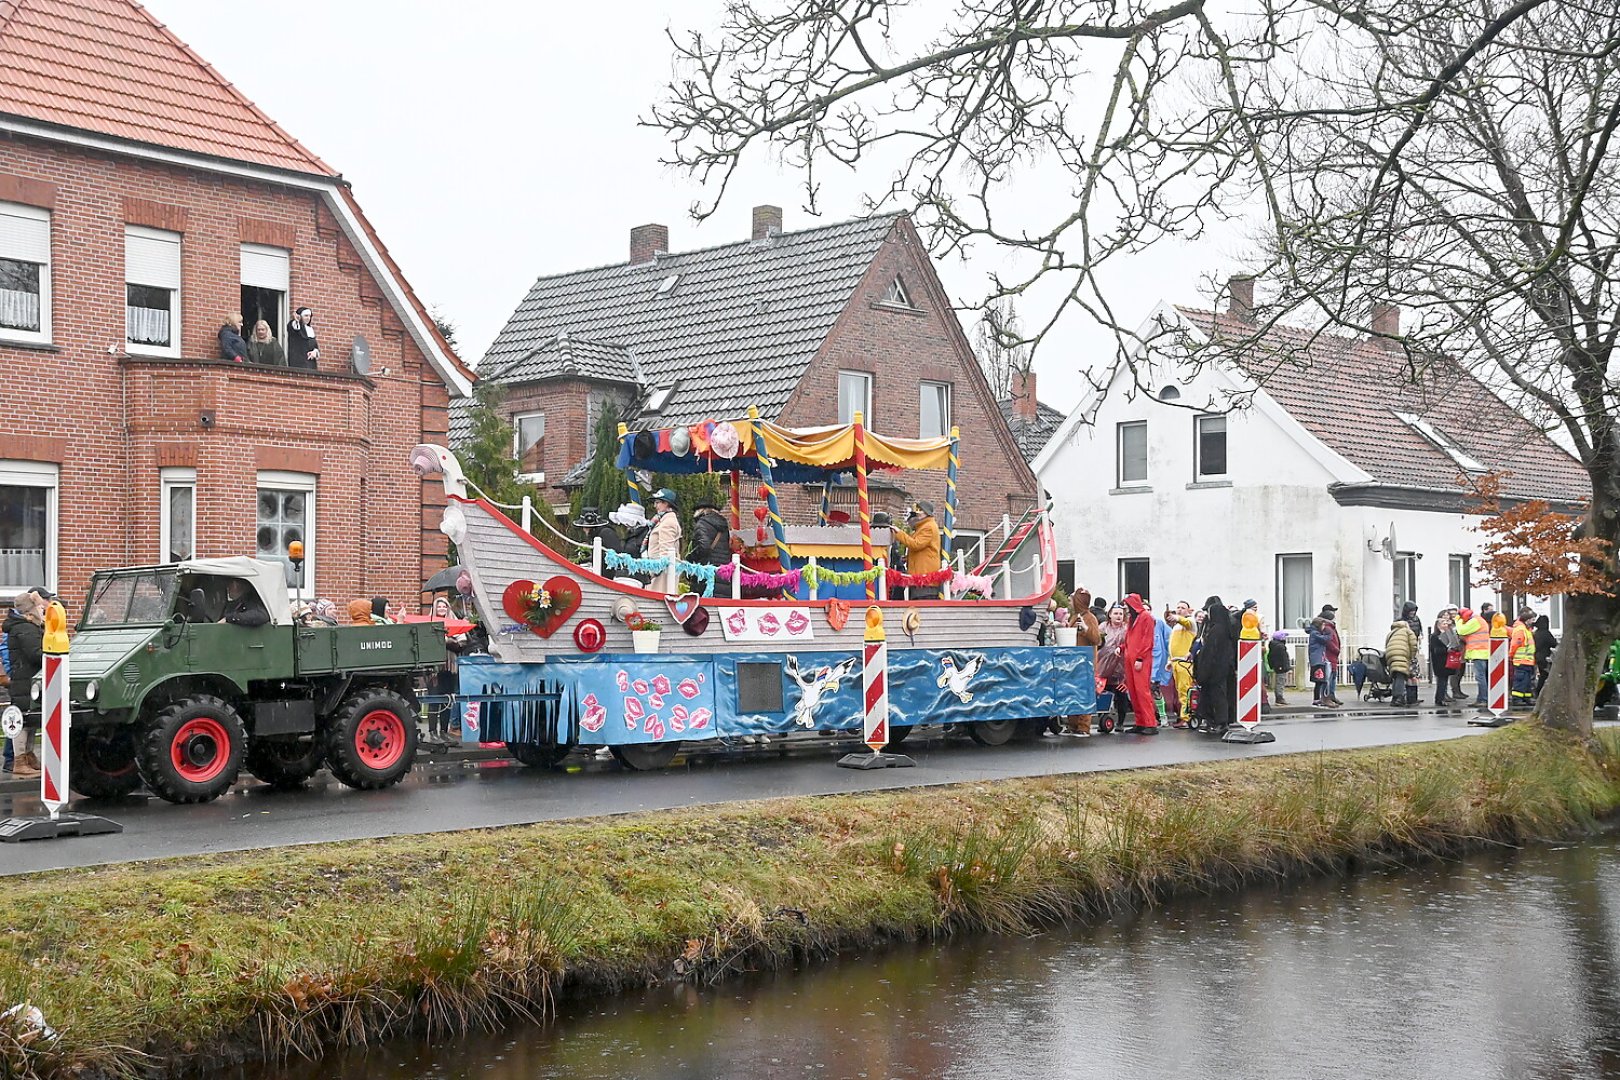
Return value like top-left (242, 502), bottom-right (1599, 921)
top-left (1, 724), bottom-right (1616, 1079)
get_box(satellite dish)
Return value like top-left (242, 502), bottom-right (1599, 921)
top-left (351, 334), bottom-right (372, 376)
top-left (1381, 521), bottom-right (1398, 561)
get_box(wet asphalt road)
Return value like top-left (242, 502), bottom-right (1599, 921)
top-left (0, 706), bottom-right (1497, 877)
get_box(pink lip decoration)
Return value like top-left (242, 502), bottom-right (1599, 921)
top-left (677, 678), bottom-right (701, 699)
top-left (624, 696), bottom-right (644, 721)
top-left (582, 704), bottom-right (606, 732)
top-left (623, 708), bottom-right (639, 731)
top-left (785, 611), bottom-right (810, 635)
top-left (645, 715), bottom-right (666, 740)
top-left (632, 678), bottom-right (650, 695)
top-left (726, 611), bottom-right (749, 635)
top-left (583, 693), bottom-right (600, 709)
top-left (758, 612), bottom-right (781, 636)
top-left (652, 674), bottom-right (672, 696)
top-left (670, 704), bottom-right (689, 732)
top-left (689, 707), bottom-right (712, 730)
top-left (615, 671), bottom-right (630, 692)
top-left (649, 693), bottom-right (665, 709)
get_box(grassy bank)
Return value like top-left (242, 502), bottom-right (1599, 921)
top-left (3, 725), bottom-right (1619, 1078)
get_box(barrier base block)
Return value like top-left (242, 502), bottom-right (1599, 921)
top-left (1221, 726), bottom-right (1276, 744)
top-left (838, 750), bottom-right (917, 770)
top-left (1468, 713), bottom-right (1515, 729)
top-left (0, 813), bottom-right (124, 843)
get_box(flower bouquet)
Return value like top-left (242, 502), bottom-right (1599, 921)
top-left (521, 580), bottom-right (579, 631)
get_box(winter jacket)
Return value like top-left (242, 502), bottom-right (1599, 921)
top-left (1267, 639), bottom-right (1293, 673)
top-left (1383, 621), bottom-right (1419, 676)
top-left (1323, 619), bottom-right (1342, 663)
top-left (217, 323), bottom-right (249, 362)
top-left (1457, 615), bottom-right (1489, 660)
top-left (1510, 621), bottom-right (1536, 667)
top-left (1428, 628), bottom-right (1453, 673)
top-left (2, 610), bottom-right (43, 708)
top-left (894, 515), bottom-right (942, 576)
top-left (246, 337), bottom-right (286, 366)
top-left (689, 509), bottom-right (732, 566)
top-left (642, 510), bottom-right (682, 561)
top-left (1533, 616), bottom-right (1557, 674)
top-left (1400, 602), bottom-right (1422, 643)
top-left (1308, 625), bottom-right (1331, 668)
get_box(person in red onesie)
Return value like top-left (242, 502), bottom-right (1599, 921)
top-left (1122, 593), bottom-right (1160, 734)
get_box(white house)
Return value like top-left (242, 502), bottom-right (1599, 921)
top-left (1033, 282), bottom-right (1590, 657)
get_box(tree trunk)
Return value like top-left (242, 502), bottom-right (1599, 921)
top-left (1533, 617), bottom-right (1608, 736)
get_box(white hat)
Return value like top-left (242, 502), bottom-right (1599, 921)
top-left (609, 502), bottom-right (648, 528)
top-left (710, 421), bottom-right (741, 459)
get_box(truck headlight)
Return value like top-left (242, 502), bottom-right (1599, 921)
top-left (30, 677), bottom-right (40, 703)
top-left (83, 680), bottom-right (99, 701)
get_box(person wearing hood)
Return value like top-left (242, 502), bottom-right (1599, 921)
top-left (689, 500), bottom-right (732, 567)
top-left (1383, 615), bottom-right (1419, 708)
top-left (1194, 596), bottom-right (1238, 731)
top-left (1533, 614), bottom-right (1558, 697)
top-left (1122, 594), bottom-right (1159, 733)
top-left (3, 591), bottom-right (44, 778)
top-left (1398, 602), bottom-right (1423, 703)
top-left (1150, 600), bottom-right (1172, 721)
top-left (286, 306), bottom-right (320, 369)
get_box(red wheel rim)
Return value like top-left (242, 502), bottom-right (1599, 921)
top-left (172, 717), bottom-right (231, 784)
top-left (355, 709), bottom-right (407, 771)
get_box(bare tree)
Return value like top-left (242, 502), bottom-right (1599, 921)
top-left (974, 299), bottom-right (1030, 401)
top-left (649, 0), bottom-right (1620, 735)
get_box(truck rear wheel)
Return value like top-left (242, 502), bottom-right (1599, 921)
top-left (507, 741), bottom-right (570, 767)
top-left (967, 719), bottom-right (1017, 746)
top-left (138, 695), bottom-right (247, 804)
top-left (246, 738), bottom-right (325, 790)
top-left (71, 726), bottom-right (141, 799)
top-left (610, 741), bottom-right (682, 771)
top-left (324, 688), bottom-right (418, 790)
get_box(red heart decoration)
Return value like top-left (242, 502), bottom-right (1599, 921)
top-left (753, 506), bottom-right (768, 522)
top-left (501, 575), bottom-right (582, 638)
top-left (826, 599), bottom-right (850, 631)
top-left (665, 593), bottom-right (701, 625)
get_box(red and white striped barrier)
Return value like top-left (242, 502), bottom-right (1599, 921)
top-left (838, 607), bottom-right (914, 769)
top-left (1236, 637), bottom-right (1262, 730)
top-left (1488, 617), bottom-right (1510, 717)
top-left (38, 602), bottom-right (70, 820)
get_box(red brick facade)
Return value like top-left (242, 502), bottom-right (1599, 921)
top-left (499, 378), bottom-right (631, 498)
top-left (0, 132), bottom-right (454, 605)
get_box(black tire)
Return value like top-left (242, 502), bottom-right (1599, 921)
top-left (610, 741), bottom-right (682, 771)
top-left (1096, 712), bottom-right (1118, 734)
top-left (137, 694), bottom-right (247, 804)
top-left (70, 726), bottom-right (142, 799)
top-left (1013, 718), bottom-right (1050, 741)
top-left (246, 737), bottom-right (325, 790)
top-left (507, 741), bottom-right (570, 767)
top-left (885, 725), bottom-right (913, 747)
top-left (967, 719), bottom-right (1017, 746)
top-left (323, 687), bottom-right (418, 790)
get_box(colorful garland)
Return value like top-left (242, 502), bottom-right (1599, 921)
top-left (601, 550), bottom-right (718, 597)
top-left (603, 550), bottom-right (980, 598)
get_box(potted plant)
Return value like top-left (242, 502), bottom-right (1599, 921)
top-left (627, 613), bottom-right (663, 654)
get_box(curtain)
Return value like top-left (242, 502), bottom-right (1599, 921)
top-left (0, 287), bottom-right (39, 332)
top-left (127, 304), bottom-right (171, 347)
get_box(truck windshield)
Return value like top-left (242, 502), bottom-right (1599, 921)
top-left (82, 570), bottom-right (180, 627)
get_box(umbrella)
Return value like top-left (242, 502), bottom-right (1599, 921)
top-left (422, 565), bottom-right (464, 593)
top-left (401, 613), bottom-right (476, 636)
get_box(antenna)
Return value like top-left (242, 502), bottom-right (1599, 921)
top-left (351, 334), bottom-right (372, 376)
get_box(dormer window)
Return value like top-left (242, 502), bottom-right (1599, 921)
top-left (655, 274), bottom-right (680, 298)
top-left (1393, 410), bottom-right (1488, 473)
top-left (646, 384), bottom-right (676, 413)
top-left (881, 276), bottom-right (913, 308)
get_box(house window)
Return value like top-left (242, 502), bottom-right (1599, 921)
top-left (125, 225), bottom-right (181, 355)
top-left (1195, 414), bottom-right (1228, 478)
top-left (881, 276), bottom-right (913, 307)
top-left (0, 460), bottom-right (56, 595)
top-left (919, 381), bottom-right (951, 440)
top-left (240, 244), bottom-right (289, 343)
top-left (514, 412), bottom-right (546, 480)
top-left (256, 471), bottom-right (314, 591)
top-left (1393, 554), bottom-right (1417, 615)
top-left (1277, 554), bottom-right (1313, 631)
top-left (838, 371), bottom-right (873, 426)
top-left (1448, 554), bottom-right (1471, 609)
top-left (1118, 558), bottom-right (1150, 601)
top-left (160, 467), bottom-right (195, 563)
top-left (645, 385), bottom-right (676, 413)
top-left (1116, 421), bottom-right (1148, 486)
top-left (1056, 559), bottom-right (1076, 595)
top-left (0, 202), bottom-right (51, 344)
top-left (1393, 410), bottom-right (1488, 473)
top-left (954, 528), bottom-right (987, 569)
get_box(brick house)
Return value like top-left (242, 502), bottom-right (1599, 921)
top-left (0, 0), bottom-right (472, 606)
top-left (456, 207), bottom-right (1037, 555)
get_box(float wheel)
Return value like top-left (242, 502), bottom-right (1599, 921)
top-left (70, 725), bottom-right (142, 799)
top-left (323, 688), bottom-right (418, 790)
top-left (967, 719), bottom-right (1017, 746)
top-left (507, 741), bottom-right (571, 767)
top-left (610, 741), bottom-right (682, 771)
top-left (885, 725), bottom-right (913, 747)
top-left (246, 737), bottom-right (325, 790)
top-left (137, 695), bottom-right (246, 804)
top-left (1013, 718), bottom-right (1050, 741)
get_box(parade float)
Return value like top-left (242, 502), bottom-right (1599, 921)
top-left (412, 408), bottom-right (1095, 770)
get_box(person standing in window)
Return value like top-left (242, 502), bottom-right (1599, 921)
top-left (246, 319), bottom-right (286, 366)
top-left (287, 306), bottom-right (320, 369)
top-left (218, 312), bottom-right (248, 363)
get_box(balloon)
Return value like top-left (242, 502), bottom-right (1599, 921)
top-left (456, 571), bottom-right (473, 596)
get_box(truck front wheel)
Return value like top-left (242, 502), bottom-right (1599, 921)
top-left (246, 738), bottom-right (325, 790)
top-left (138, 696), bottom-right (247, 804)
top-left (323, 688), bottom-right (418, 790)
top-left (71, 726), bottom-right (142, 799)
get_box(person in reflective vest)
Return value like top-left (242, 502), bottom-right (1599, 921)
top-left (1509, 609), bottom-right (1537, 709)
top-left (1456, 608), bottom-right (1490, 705)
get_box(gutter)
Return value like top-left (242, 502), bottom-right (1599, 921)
top-left (1327, 481), bottom-right (1585, 516)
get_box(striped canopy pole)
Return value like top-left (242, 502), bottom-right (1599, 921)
top-left (1488, 613), bottom-right (1510, 717)
top-left (747, 406), bottom-right (790, 576)
top-left (729, 468), bottom-right (742, 530)
top-left (1236, 610), bottom-right (1263, 730)
top-left (941, 425), bottom-right (960, 558)
top-left (617, 423), bottom-right (642, 507)
top-left (818, 478), bottom-right (834, 525)
top-left (852, 411), bottom-right (876, 600)
top-left (862, 606), bottom-right (890, 752)
top-left (38, 601), bottom-right (71, 821)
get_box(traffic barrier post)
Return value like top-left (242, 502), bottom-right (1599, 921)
top-left (1222, 609), bottom-right (1277, 744)
top-left (838, 607), bottom-right (916, 770)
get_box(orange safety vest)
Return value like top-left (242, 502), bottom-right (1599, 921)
top-left (1458, 617), bottom-right (1490, 660)
top-left (1510, 623), bottom-right (1536, 666)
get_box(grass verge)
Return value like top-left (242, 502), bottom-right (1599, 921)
top-left (2, 724), bottom-right (1618, 1078)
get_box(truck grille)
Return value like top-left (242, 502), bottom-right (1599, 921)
top-left (122, 663), bottom-right (140, 685)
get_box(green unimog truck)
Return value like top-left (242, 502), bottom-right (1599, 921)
top-left (48, 557), bottom-right (446, 804)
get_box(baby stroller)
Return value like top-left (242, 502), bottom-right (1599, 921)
top-left (1352, 647), bottom-right (1394, 702)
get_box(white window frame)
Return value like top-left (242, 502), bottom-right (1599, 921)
top-left (919, 381), bottom-right (952, 440)
top-left (125, 225), bottom-right (182, 358)
top-left (1116, 420), bottom-right (1148, 486)
top-left (1195, 413), bottom-right (1228, 479)
top-left (240, 243), bottom-right (290, 340)
top-left (513, 411), bottom-right (546, 483)
top-left (160, 467), bottom-right (196, 564)
top-left (953, 527), bottom-right (987, 568)
top-left (0, 459), bottom-right (58, 597)
top-left (1393, 410), bottom-right (1488, 473)
top-left (1448, 554), bottom-right (1471, 609)
top-left (1118, 557), bottom-right (1150, 601)
top-left (0, 202), bottom-right (52, 345)
top-left (881, 276), bottom-right (914, 308)
top-left (256, 470), bottom-right (315, 595)
top-left (1276, 553), bottom-right (1313, 631)
top-left (838, 370), bottom-right (873, 426)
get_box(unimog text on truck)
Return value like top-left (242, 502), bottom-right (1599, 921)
top-left (52, 557), bottom-right (446, 804)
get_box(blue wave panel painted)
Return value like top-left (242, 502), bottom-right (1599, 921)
top-left (554, 659), bottom-right (718, 745)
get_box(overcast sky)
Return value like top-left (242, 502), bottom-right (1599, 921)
top-left (152, 0), bottom-right (1247, 413)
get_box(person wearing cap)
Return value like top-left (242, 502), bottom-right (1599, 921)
top-left (1455, 606), bottom-right (1490, 705)
top-left (642, 488), bottom-right (683, 594)
top-left (893, 501), bottom-right (943, 599)
top-left (287, 306), bottom-right (320, 369)
top-left (1318, 604), bottom-right (1343, 705)
top-left (689, 500), bottom-right (732, 567)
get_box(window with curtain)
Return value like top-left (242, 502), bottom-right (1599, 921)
top-left (0, 461), bottom-right (55, 591)
top-left (514, 413), bottom-right (546, 478)
top-left (1117, 421), bottom-right (1148, 485)
top-left (1277, 554), bottom-right (1313, 630)
top-left (0, 202), bottom-right (50, 342)
top-left (161, 468), bottom-right (195, 563)
top-left (1196, 414), bottom-right (1228, 478)
top-left (126, 226), bottom-right (181, 354)
top-left (838, 371), bottom-right (872, 426)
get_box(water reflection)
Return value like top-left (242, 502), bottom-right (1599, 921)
top-left (229, 836), bottom-right (1620, 1079)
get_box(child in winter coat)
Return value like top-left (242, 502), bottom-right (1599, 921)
top-left (1266, 632), bottom-right (1293, 706)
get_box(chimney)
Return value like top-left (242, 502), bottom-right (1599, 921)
top-left (752, 204), bottom-right (783, 240)
top-left (1370, 302), bottom-right (1400, 338)
top-left (629, 223), bottom-right (669, 265)
top-left (1011, 369), bottom-right (1039, 421)
top-left (1226, 274), bottom-right (1255, 323)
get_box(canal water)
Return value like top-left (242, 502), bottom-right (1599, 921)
top-left (234, 834), bottom-right (1620, 1079)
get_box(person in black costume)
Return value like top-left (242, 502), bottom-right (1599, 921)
top-left (1193, 595), bottom-right (1237, 732)
top-left (1533, 614), bottom-right (1558, 696)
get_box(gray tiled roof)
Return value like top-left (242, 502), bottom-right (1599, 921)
top-left (998, 398), bottom-right (1066, 462)
top-left (487, 333), bottom-right (638, 385)
top-left (475, 213), bottom-right (902, 427)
